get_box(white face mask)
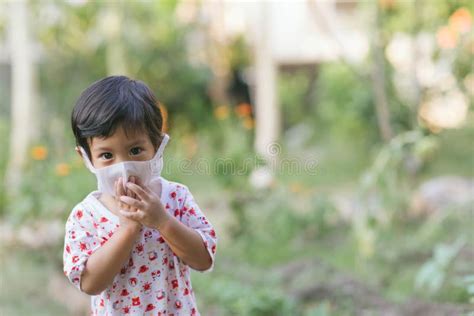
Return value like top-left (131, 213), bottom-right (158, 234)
top-left (79, 134), bottom-right (169, 197)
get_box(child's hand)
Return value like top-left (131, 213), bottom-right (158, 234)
top-left (115, 177), bottom-right (142, 232)
top-left (118, 179), bottom-right (171, 231)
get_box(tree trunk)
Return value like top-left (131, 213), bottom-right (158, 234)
top-left (303, 65), bottom-right (318, 114)
top-left (5, 0), bottom-right (38, 198)
top-left (102, 1), bottom-right (128, 76)
top-left (410, 0), bottom-right (422, 129)
top-left (254, 2), bottom-right (279, 160)
top-left (371, 2), bottom-right (393, 142)
top-left (205, 0), bottom-right (231, 107)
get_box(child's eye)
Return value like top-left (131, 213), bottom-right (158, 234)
top-left (100, 152), bottom-right (113, 160)
top-left (130, 147), bottom-right (142, 155)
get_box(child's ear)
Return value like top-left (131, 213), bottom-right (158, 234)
top-left (75, 146), bottom-right (83, 158)
top-left (76, 146), bottom-right (95, 169)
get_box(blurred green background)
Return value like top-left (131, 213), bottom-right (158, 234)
top-left (0, 0), bottom-right (473, 315)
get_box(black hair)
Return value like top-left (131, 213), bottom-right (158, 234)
top-left (71, 76), bottom-right (164, 160)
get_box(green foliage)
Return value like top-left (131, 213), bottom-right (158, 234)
top-left (230, 187), bottom-right (338, 266)
top-left (0, 118), bottom-right (8, 217)
top-left (460, 274), bottom-right (474, 304)
top-left (34, 0), bottom-right (212, 133)
top-left (355, 130), bottom-right (441, 257)
top-left (1, 1), bottom-right (473, 314)
top-left (415, 238), bottom-right (465, 295)
top-left (195, 276), bottom-right (297, 316)
top-left (305, 302), bottom-right (334, 316)
top-left (279, 69), bottom-right (318, 128)
top-left (314, 63), bottom-right (377, 143)
top-left (191, 190), bottom-right (341, 314)
top-left (4, 146), bottom-right (94, 224)
top-left (203, 118), bottom-right (255, 189)
top-left (424, 125), bottom-right (474, 178)
top-left (380, 0), bottom-right (473, 33)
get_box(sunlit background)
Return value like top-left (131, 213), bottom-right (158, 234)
top-left (0, 0), bottom-right (473, 315)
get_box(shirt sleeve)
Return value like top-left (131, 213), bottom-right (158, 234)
top-left (63, 204), bottom-right (101, 292)
top-left (179, 185), bottom-right (217, 273)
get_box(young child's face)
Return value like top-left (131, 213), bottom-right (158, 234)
top-left (84, 126), bottom-right (156, 168)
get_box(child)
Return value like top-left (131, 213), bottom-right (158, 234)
top-left (63, 76), bottom-right (217, 315)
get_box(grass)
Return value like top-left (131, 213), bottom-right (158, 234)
top-left (0, 247), bottom-right (69, 316)
top-left (1, 124), bottom-right (472, 315)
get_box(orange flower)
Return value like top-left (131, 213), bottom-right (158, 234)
top-left (289, 182), bottom-right (303, 193)
top-left (379, 0), bottom-right (396, 10)
top-left (56, 163), bottom-right (70, 177)
top-left (449, 8), bottom-right (472, 34)
top-left (235, 103), bottom-right (252, 118)
top-left (31, 146), bottom-right (48, 160)
top-left (214, 105), bottom-right (229, 120)
top-left (436, 26), bottom-right (458, 49)
top-left (242, 117), bottom-right (254, 130)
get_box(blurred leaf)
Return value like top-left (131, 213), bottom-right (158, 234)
top-left (415, 238), bottom-right (466, 294)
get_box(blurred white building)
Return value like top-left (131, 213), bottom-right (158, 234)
top-left (176, 0), bottom-right (370, 157)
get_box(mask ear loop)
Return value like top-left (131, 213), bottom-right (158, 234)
top-left (155, 134), bottom-right (169, 158)
top-left (150, 134), bottom-right (170, 174)
top-left (78, 146), bottom-right (97, 174)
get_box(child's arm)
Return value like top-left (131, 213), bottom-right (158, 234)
top-left (155, 215), bottom-right (212, 271)
top-left (80, 177), bottom-right (142, 295)
top-left (120, 182), bottom-right (216, 272)
top-left (80, 225), bottom-right (141, 295)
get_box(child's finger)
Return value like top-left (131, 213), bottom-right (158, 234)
top-left (115, 178), bottom-right (123, 208)
top-left (117, 177), bottom-right (129, 211)
top-left (126, 176), bottom-right (132, 197)
top-left (117, 177), bottom-right (125, 196)
top-left (125, 182), bottom-right (149, 202)
top-left (119, 195), bottom-right (146, 210)
top-left (129, 176), bottom-right (138, 211)
top-left (129, 176), bottom-right (137, 199)
top-left (135, 177), bottom-right (152, 194)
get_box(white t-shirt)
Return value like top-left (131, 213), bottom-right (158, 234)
top-left (63, 177), bottom-right (217, 315)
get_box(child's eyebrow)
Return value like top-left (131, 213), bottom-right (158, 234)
top-left (93, 146), bottom-right (113, 152)
top-left (126, 139), bottom-right (147, 147)
top-left (91, 139), bottom-right (147, 152)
